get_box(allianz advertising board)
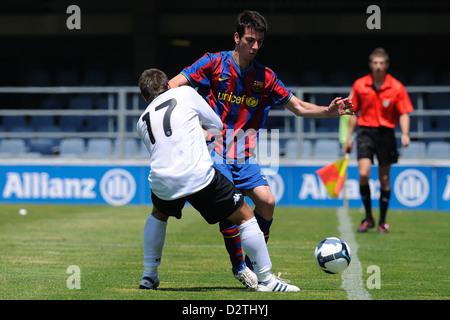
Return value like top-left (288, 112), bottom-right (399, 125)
top-left (0, 164), bottom-right (449, 211)
top-left (0, 165), bottom-right (150, 207)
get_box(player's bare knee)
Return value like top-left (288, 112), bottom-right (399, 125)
top-left (266, 194), bottom-right (276, 211)
top-left (255, 195), bottom-right (275, 220)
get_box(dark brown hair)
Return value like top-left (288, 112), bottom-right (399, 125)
top-left (235, 10), bottom-right (268, 38)
top-left (139, 68), bottom-right (169, 102)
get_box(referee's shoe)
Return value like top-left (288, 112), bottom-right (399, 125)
top-left (357, 217), bottom-right (375, 233)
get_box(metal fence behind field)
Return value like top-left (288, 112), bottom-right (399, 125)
top-left (0, 85), bottom-right (449, 160)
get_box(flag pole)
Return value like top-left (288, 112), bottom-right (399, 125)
top-left (343, 153), bottom-right (349, 211)
top-left (339, 114), bottom-right (351, 211)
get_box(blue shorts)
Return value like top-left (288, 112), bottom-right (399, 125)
top-left (211, 150), bottom-right (269, 191)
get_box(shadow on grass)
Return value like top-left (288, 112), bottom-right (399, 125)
top-left (157, 286), bottom-right (249, 292)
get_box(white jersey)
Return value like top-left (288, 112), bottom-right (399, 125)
top-left (137, 86), bottom-right (223, 200)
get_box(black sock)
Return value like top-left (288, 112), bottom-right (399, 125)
top-left (379, 189), bottom-right (391, 225)
top-left (253, 210), bottom-right (272, 243)
top-left (360, 184), bottom-right (372, 220)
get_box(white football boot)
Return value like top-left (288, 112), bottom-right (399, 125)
top-left (234, 266), bottom-right (258, 290)
top-left (256, 273), bottom-right (300, 292)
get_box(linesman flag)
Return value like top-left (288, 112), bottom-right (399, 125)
top-left (315, 155), bottom-right (349, 198)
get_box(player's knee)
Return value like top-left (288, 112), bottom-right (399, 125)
top-left (256, 194), bottom-right (275, 218)
top-left (265, 195), bottom-right (276, 212)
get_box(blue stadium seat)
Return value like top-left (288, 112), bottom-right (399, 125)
top-left (59, 116), bottom-right (86, 131)
top-left (295, 139), bottom-right (313, 159)
top-left (85, 138), bottom-right (113, 158)
top-left (426, 92), bottom-right (450, 109)
top-left (313, 139), bottom-right (340, 159)
top-left (426, 141), bottom-right (450, 159)
top-left (31, 116), bottom-right (55, 130)
top-left (426, 116), bottom-right (448, 132)
top-left (29, 138), bottom-right (54, 156)
top-left (59, 138), bottom-right (85, 157)
top-left (2, 115), bottom-right (26, 131)
top-left (0, 139), bottom-right (26, 157)
top-left (35, 124), bottom-right (60, 134)
top-left (40, 96), bottom-right (66, 109)
top-left (68, 96), bottom-right (94, 109)
top-left (314, 117), bottom-right (340, 133)
top-left (94, 96), bottom-right (109, 109)
top-left (85, 116), bottom-right (111, 132)
top-left (284, 139), bottom-right (299, 159)
top-left (400, 141), bottom-right (426, 159)
top-left (138, 141), bottom-right (149, 158)
top-left (114, 138), bottom-right (139, 158)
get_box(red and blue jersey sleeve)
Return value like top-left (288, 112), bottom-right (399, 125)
top-left (181, 52), bottom-right (216, 88)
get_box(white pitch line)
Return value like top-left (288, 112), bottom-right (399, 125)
top-left (337, 207), bottom-right (372, 300)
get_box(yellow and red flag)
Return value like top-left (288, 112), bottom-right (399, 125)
top-left (315, 155), bottom-right (349, 198)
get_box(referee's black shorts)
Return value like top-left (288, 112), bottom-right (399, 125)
top-left (151, 168), bottom-right (244, 224)
top-left (356, 126), bottom-right (399, 165)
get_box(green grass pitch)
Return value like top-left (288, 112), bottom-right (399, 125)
top-left (1, 204), bottom-right (449, 300)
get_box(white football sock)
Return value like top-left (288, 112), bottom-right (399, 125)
top-left (238, 217), bottom-right (272, 282)
top-left (142, 214), bottom-right (167, 278)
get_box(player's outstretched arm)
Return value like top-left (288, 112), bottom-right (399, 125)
top-left (284, 95), bottom-right (354, 118)
top-left (168, 74), bottom-right (190, 88)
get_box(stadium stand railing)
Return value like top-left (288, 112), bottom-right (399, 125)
top-left (0, 85), bottom-right (449, 161)
top-left (282, 86), bottom-right (450, 159)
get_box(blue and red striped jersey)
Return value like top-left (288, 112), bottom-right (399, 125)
top-left (181, 51), bottom-right (292, 160)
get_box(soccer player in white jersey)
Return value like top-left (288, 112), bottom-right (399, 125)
top-left (136, 68), bottom-right (300, 292)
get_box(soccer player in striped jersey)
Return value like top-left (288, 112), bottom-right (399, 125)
top-left (137, 68), bottom-right (300, 292)
top-left (169, 10), bottom-right (353, 287)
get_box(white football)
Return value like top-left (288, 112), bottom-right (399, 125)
top-left (314, 237), bottom-right (351, 274)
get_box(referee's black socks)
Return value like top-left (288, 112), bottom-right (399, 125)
top-left (379, 189), bottom-right (391, 225)
top-left (360, 184), bottom-right (372, 220)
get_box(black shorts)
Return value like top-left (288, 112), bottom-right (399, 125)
top-left (356, 126), bottom-right (399, 165)
top-left (151, 168), bottom-right (244, 224)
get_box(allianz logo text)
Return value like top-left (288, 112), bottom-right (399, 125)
top-left (2, 169), bottom-right (136, 206)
